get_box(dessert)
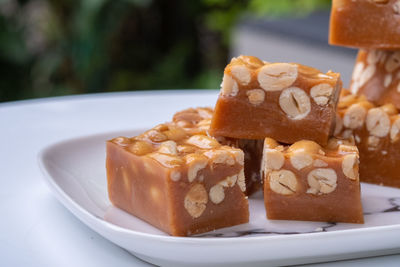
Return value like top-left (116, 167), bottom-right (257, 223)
top-left (173, 107), bottom-right (263, 195)
top-left (262, 137), bottom-right (363, 223)
top-left (106, 123), bottom-right (249, 236)
top-left (336, 90), bottom-right (400, 188)
top-left (106, 52), bottom-right (370, 236)
top-left (329, 0), bottom-right (400, 49)
top-left (210, 55), bottom-right (342, 145)
top-left (350, 49), bottom-right (400, 109)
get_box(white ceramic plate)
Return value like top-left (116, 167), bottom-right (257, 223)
top-left (38, 130), bottom-right (400, 266)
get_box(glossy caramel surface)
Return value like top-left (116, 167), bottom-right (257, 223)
top-left (210, 56), bottom-right (342, 145)
top-left (263, 137), bottom-right (363, 223)
top-left (106, 117), bottom-right (249, 236)
top-left (330, 0), bottom-right (400, 49)
top-left (337, 90), bottom-right (400, 188)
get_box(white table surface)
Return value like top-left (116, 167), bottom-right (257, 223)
top-left (2, 90), bottom-right (400, 267)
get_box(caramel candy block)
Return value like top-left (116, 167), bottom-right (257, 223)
top-left (106, 123), bottom-right (249, 236)
top-left (210, 55), bottom-right (342, 145)
top-left (336, 90), bottom-right (400, 188)
top-left (329, 0), bottom-right (400, 49)
top-left (173, 107), bottom-right (263, 195)
top-left (350, 49), bottom-right (400, 109)
top-left (262, 137), bottom-right (364, 224)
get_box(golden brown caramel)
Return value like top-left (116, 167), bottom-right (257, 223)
top-left (262, 137), bottom-right (364, 223)
top-left (210, 55), bottom-right (342, 145)
top-left (106, 122), bottom-right (249, 236)
top-left (329, 0), bottom-right (400, 49)
top-left (336, 89), bottom-right (400, 188)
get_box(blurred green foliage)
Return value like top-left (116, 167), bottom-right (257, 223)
top-left (0, 0), bottom-right (330, 102)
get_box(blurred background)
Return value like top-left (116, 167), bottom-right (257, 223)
top-left (0, 0), bottom-right (357, 103)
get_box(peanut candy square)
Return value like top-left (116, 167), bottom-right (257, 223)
top-left (336, 89), bottom-right (400, 188)
top-left (173, 107), bottom-right (264, 195)
top-left (329, 0), bottom-right (400, 49)
top-left (210, 55), bottom-right (342, 145)
top-left (262, 137), bottom-right (364, 223)
top-left (106, 123), bottom-right (249, 236)
top-left (350, 49), bottom-right (400, 109)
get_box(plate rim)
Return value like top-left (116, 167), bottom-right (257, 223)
top-left (37, 131), bottom-right (400, 245)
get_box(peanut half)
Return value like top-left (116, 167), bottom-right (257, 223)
top-left (342, 154), bottom-right (359, 180)
top-left (257, 63), bottom-right (298, 91)
top-left (220, 74), bottom-right (239, 97)
top-left (307, 168), bottom-right (337, 195)
top-left (184, 184), bottom-right (208, 218)
top-left (209, 184), bottom-right (225, 204)
top-left (158, 140), bottom-right (178, 155)
top-left (310, 83), bottom-right (333, 106)
top-left (269, 169), bottom-right (298, 195)
top-left (186, 135), bottom-right (220, 149)
top-left (279, 87), bottom-right (311, 120)
top-left (231, 65), bottom-right (251, 85)
top-left (343, 103), bottom-right (368, 129)
top-left (186, 154), bottom-right (208, 182)
top-left (366, 108), bottom-right (390, 137)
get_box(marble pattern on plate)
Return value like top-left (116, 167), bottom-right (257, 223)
top-left (104, 183), bottom-right (400, 238)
